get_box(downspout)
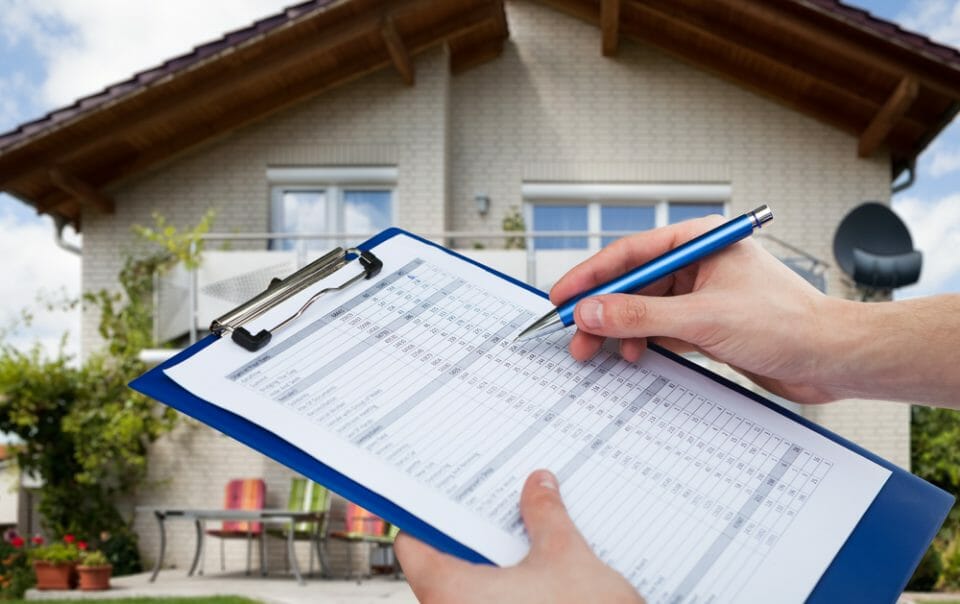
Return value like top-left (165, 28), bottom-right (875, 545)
top-left (892, 159), bottom-right (916, 194)
top-left (52, 215), bottom-right (81, 256)
top-left (893, 100), bottom-right (959, 195)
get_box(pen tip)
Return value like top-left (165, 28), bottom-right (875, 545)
top-left (515, 310), bottom-right (566, 342)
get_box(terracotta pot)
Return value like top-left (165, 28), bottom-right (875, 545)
top-left (77, 564), bottom-right (112, 591)
top-left (33, 561), bottom-right (76, 590)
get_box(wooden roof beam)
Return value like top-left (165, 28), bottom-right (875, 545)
top-left (47, 167), bottom-right (114, 214)
top-left (381, 17), bottom-right (414, 85)
top-left (0, 0), bottom-right (439, 181)
top-left (4, 1), bottom-right (502, 196)
top-left (601, 0), bottom-right (620, 57)
top-left (859, 77), bottom-right (919, 158)
top-left (75, 4), bottom-right (506, 190)
top-left (638, 0), bottom-right (938, 118)
top-left (708, 0), bottom-right (960, 101)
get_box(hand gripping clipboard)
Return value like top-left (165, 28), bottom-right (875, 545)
top-left (131, 227), bottom-right (952, 603)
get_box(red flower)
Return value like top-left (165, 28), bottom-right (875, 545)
top-left (31, 535), bottom-right (44, 546)
top-left (63, 534), bottom-right (76, 544)
top-left (10, 537), bottom-right (23, 549)
top-left (77, 541), bottom-right (88, 551)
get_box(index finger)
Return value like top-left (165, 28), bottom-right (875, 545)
top-left (549, 214), bottom-right (725, 305)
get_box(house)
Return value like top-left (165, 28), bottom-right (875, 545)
top-left (0, 445), bottom-right (21, 533)
top-left (2, 0), bottom-right (959, 574)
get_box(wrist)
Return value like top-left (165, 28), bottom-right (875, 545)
top-left (815, 295), bottom-right (960, 405)
top-left (813, 297), bottom-right (887, 401)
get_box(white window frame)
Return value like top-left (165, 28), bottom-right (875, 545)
top-left (267, 167), bottom-right (397, 250)
top-left (522, 183), bottom-right (730, 251)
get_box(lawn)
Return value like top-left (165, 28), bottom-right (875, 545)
top-left (7, 598), bottom-right (259, 604)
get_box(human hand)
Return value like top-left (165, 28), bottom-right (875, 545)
top-left (394, 470), bottom-right (644, 604)
top-left (549, 215), bottom-right (847, 404)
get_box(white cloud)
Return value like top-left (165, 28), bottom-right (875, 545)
top-left (0, 211), bottom-right (80, 359)
top-left (898, 0), bottom-right (960, 48)
top-left (928, 147), bottom-right (960, 177)
top-left (0, 0), bottom-right (296, 360)
top-left (2, 0), bottom-right (293, 109)
top-left (893, 194), bottom-right (960, 298)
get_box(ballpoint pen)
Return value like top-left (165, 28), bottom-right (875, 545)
top-left (515, 205), bottom-right (774, 342)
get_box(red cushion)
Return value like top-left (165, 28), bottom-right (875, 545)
top-left (220, 478), bottom-right (265, 532)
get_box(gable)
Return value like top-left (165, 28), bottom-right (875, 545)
top-left (1, 0), bottom-right (958, 230)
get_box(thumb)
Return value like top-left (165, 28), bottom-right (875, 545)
top-left (573, 293), bottom-right (707, 341)
top-left (520, 470), bottom-right (588, 559)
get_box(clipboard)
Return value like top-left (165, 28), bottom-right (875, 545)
top-left (131, 227), bottom-right (952, 603)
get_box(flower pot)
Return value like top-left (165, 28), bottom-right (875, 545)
top-left (33, 561), bottom-right (76, 590)
top-left (77, 564), bottom-right (112, 591)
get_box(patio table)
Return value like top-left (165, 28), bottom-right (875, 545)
top-left (139, 508), bottom-right (324, 585)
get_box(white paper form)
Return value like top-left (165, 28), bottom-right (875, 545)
top-left (166, 233), bottom-right (890, 604)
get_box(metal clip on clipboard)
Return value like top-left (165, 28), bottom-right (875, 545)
top-left (210, 247), bottom-right (383, 352)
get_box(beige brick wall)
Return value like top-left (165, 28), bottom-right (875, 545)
top-left (82, 1), bottom-right (909, 570)
top-left (83, 45), bottom-right (451, 353)
top-left (448, 2), bottom-right (908, 469)
top-left (84, 47), bottom-right (451, 573)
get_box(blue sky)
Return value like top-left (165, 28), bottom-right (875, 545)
top-left (0, 0), bottom-right (959, 356)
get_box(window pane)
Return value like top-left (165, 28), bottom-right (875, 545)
top-left (668, 202), bottom-right (724, 224)
top-left (343, 190), bottom-right (393, 245)
top-left (532, 205), bottom-right (588, 249)
top-left (601, 205), bottom-right (656, 247)
top-left (272, 189), bottom-right (328, 250)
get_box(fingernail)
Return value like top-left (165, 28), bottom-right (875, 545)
top-left (578, 299), bottom-right (602, 330)
top-left (536, 470), bottom-right (558, 491)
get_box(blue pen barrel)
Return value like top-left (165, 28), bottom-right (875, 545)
top-left (557, 214), bottom-right (757, 326)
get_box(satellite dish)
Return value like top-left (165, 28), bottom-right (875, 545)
top-left (832, 202), bottom-right (922, 290)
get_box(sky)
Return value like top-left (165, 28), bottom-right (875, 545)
top-left (0, 0), bottom-right (959, 358)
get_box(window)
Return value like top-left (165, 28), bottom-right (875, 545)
top-left (523, 184), bottom-right (727, 251)
top-left (268, 167), bottom-right (396, 251)
top-left (532, 204), bottom-right (588, 249)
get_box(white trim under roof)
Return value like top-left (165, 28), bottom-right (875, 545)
top-left (522, 183), bottom-right (731, 201)
top-left (267, 166), bottom-right (398, 184)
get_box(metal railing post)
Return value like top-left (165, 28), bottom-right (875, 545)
top-left (188, 239), bottom-right (198, 344)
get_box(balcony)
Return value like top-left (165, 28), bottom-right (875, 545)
top-left (150, 231), bottom-right (828, 349)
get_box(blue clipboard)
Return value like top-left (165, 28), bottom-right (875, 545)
top-left (131, 227), bottom-right (952, 603)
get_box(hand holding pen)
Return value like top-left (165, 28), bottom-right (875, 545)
top-left (518, 206), bottom-right (773, 341)
top-left (537, 208), bottom-right (863, 404)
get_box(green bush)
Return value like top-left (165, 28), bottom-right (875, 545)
top-left (99, 529), bottom-right (142, 576)
top-left (0, 538), bottom-right (34, 599)
top-left (908, 405), bottom-right (960, 591)
top-left (939, 536), bottom-right (960, 590)
top-left (907, 540), bottom-right (943, 591)
top-left (0, 212), bottom-right (215, 575)
top-left (80, 550), bottom-right (110, 567)
top-left (29, 542), bottom-right (81, 565)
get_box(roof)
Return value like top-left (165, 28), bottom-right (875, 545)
top-left (0, 0), bottom-right (958, 229)
top-left (801, 0), bottom-right (960, 68)
top-left (0, 0), bottom-right (338, 152)
top-left (0, 0), bottom-right (509, 228)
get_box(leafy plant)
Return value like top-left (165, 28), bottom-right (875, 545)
top-left (502, 206), bottom-right (526, 250)
top-left (132, 210), bottom-right (215, 271)
top-left (0, 212), bottom-right (214, 577)
top-left (79, 550), bottom-right (110, 568)
top-left (29, 542), bottom-right (80, 565)
top-left (906, 405), bottom-right (960, 590)
top-left (98, 530), bottom-right (141, 576)
top-left (0, 533), bottom-right (34, 599)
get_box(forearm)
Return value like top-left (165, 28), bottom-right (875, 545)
top-left (820, 294), bottom-right (960, 407)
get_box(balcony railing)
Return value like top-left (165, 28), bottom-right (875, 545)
top-left (152, 231), bottom-right (828, 347)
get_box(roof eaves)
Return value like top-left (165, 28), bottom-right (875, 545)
top-left (0, 0), bottom-right (339, 154)
top-left (794, 0), bottom-right (960, 71)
